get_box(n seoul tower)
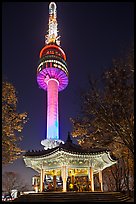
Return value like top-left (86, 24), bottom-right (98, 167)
top-left (37, 2), bottom-right (68, 149)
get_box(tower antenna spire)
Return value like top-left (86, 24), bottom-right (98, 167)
top-left (45, 2), bottom-right (60, 45)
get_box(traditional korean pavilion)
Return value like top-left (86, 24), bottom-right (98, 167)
top-left (23, 133), bottom-right (116, 192)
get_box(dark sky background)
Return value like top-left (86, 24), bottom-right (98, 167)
top-left (2, 2), bottom-right (134, 189)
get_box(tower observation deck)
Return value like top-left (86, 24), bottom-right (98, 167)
top-left (37, 2), bottom-right (69, 149)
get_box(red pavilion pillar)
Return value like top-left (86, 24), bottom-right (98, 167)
top-left (53, 174), bottom-right (57, 190)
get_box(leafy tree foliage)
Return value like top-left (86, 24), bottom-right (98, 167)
top-left (2, 81), bottom-right (27, 165)
top-left (71, 47), bottom-right (134, 191)
top-left (71, 48), bottom-right (134, 156)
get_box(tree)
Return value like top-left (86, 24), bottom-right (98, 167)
top-left (2, 171), bottom-right (30, 193)
top-left (103, 148), bottom-right (134, 192)
top-left (71, 47), bottom-right (134, 191)
top-left (71, 47), bottom-right (134, 156)
top-left (2, 81), bottom-right (27, 165)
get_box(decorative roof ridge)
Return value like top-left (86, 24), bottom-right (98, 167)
top-left (24, 145), bottom-right (60, 156)
top-left (107, 152), bottom-right (118, 162)
top-left (24, 134), bottom-right (111, 157)
top-left (57, 143), bottom-right (109, 155)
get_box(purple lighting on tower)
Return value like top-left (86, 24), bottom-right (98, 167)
top-left (37, 2), bottom-right (69, 149)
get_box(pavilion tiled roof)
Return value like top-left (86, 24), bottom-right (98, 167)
top-left (24, 133), bottom-right (109, 157)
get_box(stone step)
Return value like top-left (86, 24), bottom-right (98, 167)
top-left (13, 192), bottom-right (131, 202)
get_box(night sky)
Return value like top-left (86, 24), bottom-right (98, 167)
top-left (2, 2), bottom-right (134, 189)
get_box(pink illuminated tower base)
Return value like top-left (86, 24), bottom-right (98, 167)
top-left (37, 2), bottom-right (68, 150)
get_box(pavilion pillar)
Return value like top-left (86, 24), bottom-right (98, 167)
top-left (40, 168), bottom-right (44, 192)
top-left (99, 170), bottom-right (103, 192)
top-left (53, 175), bottom-right (56, 190)
top-left (61, 165), bottom-right (68, 192)
top-left (89, 167), bottom-right (94, 192)
top-left (71, 175), bottom-right (75, 185)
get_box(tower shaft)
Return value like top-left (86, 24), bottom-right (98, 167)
top-left (38, 2), bottom-right (68, 149)
top-left (47, 79), bottom-right (59, 140)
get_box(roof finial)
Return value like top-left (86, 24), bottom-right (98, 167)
top-left (66, 132), bottom-right (72, 143)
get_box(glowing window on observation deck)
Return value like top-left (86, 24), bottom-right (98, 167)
top-left (39, 45), bottom-right (66, 61)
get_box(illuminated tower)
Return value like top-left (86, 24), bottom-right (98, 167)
top-left (37, 2), bottom-right (68, 149)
